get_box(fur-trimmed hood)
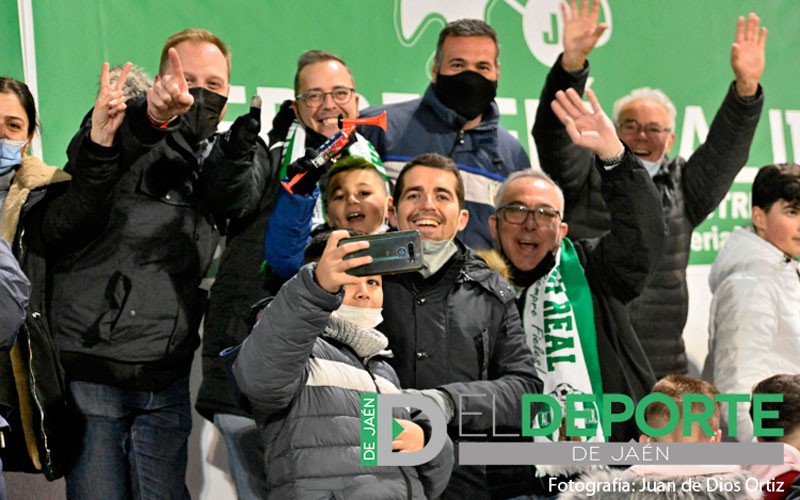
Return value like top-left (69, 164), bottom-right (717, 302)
top-left (1, 155), bottom-right (70, 243)
top-left (474, 248), bottom-right (511, 282)
top-left (559, 466), bottom-right (763, 500)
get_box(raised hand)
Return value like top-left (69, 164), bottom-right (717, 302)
top-left (314, 230), bottom-right (372, 294)
top-left (561, 0), bottom-right (608, 72)
top-left (146, 47), bottom-right (194, 123)
top-left (391, 419), bottom-right (425, 453)
top-left (90, 62), bottom-right (132, 147)
top-left (731, 12), bottom-right (767, 97)
top-left (551, 88), bottom-right (623, 159)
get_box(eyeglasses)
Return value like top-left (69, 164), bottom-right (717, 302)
top-left (295, 87), bottom-right (355, 107)
top-left (618, 120), bottom-right (671, 138)
top-left (497, 204), bottom-right (561, 226)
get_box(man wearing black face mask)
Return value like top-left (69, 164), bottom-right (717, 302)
top-left (50, 28), bottom-right (272, 499)
top-left (359, 18), bottom-right (530, 250)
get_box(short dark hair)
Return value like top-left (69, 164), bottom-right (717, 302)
top-left (434, 19), bottom-right (500, 70)
top-left (294, 50), bottom-right (354, 94)
top-left (303, 228), bottom-right (365, 264)
top-left (645, 374), bottom-right (721, 431)
top-left (0, 77), bottom-right (37, 135)
top-left (750, 374), bottom-right (800, 443)
top-left (160, 28), bottom-right (231, 78)
top-left (393, 153), bottom-right (465, 209)
top-left (752, 163), bottom-right (800, 211)
top-left (324, 156), bottom-right (388, 206)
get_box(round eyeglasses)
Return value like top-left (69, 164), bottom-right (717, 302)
top-left (617, 119), bottom-right (671, 139)
top-left (497, 204), bottom-right (561, 226)
top-left (295, 87), bottom-right (355, 107)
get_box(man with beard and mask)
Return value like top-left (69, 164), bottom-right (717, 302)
top-left (484, 87), bottom-right (663, 498)
top-left (532, 1), bottom-right (766, 379)
top-left (194, 50), bottom-right (385, 500)
top-left (359, 19), bottom-right (530, 250)
top-left (50, 29), bottom-right (270, 499)
top-left (379, 152), bottom-right (542, 499)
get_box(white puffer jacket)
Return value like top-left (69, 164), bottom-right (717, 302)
top-left (703, 226), bottom-right (800, 443)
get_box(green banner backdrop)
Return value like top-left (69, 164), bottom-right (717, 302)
top-left (6, 0), bottom-right (800, 264)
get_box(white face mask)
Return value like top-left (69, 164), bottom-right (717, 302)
top-left (0, 138), bottom-right (27, 175)
top-left (419, 209), bottom-right (466, 278)
top-left (331, 305), bottom-right (383, 330)
top-left (639, 159), bottom-right (661, 177)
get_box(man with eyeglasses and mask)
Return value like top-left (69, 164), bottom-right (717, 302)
top-left (484, 86), bottom-right (663, 499)
top-left (50, 28), bottom-right (270, 499)
top-left (532, 1), bottom-right (766, 379)
top-left (359, 18), bottom-right (530, 251)
top-left (196, 49), bottom-right (386, 500)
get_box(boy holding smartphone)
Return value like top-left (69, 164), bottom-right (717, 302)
top-left (234, 229), bottom-right (453, 499)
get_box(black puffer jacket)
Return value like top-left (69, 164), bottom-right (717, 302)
top-left (51, 96), bottom-right (267, 392)
top-left (195, 133), bottom-right (280, 420)
top-left (234, 265), bottom-right (454, 499)
top-left (532, 54), bottom-right (763, 377)
top-left (379, 244), bottom-right (542, 500)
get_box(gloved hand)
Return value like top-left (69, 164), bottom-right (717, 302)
top-left (285, 147), bottom-right (330, 195)
top-left (268, 99), bottom-right (295, 145)
top-left (220, 95), bottom-right (261, 159)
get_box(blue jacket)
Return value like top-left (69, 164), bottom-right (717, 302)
top-left (359, 84), bottom-right (530, 250)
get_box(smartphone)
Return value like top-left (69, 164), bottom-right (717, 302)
top-left (339, 230), bottom-right (423, 277)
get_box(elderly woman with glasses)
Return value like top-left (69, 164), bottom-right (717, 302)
top-left (481, 87), bottom-right (666, 499)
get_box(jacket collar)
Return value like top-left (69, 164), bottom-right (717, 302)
top-left (1, 155), bottom-right (70, 243)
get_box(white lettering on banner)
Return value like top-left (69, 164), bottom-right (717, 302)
top-left (769, 109), bottom-right (787, 163)
top-left (690, 226), bottom-right (732, 253)
top-left (217, 84), bottom-right (246, 133)
top-left (786, 110), bottom-right (800, 163)
top-left (524, 98), bottom-right (540, 170)
top-left (256, 86), bottom-right (294, 143)
top-left (768, 109), bottom-right (800, 163)
top-left (679, 106), bottom-right (709, 160)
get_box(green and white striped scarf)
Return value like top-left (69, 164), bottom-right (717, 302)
top-left (521, 238), bottom-right (604, 446)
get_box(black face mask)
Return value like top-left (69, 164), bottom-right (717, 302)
top-left (434, 70), bottom-right (498, 120)
top-left (179, 87), bottom-right (228, 144)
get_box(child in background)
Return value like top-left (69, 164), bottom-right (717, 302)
top-left (703, 163), bottom-right (800, 444)
top-left (264, 156), bottom-right (390, 288)
top-left (745, 374), bottom-right (800, 500)
top-left (561, 375), bottom-right (760, 499)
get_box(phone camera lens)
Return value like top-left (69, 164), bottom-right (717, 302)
top-left (408, 243), bottom-right (415, 262)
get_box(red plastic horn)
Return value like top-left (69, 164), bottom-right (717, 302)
top-left (339, 110), bottom-right (387, 131)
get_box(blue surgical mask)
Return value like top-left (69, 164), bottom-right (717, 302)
top-left (640, 159), bottom-right (661, 177)
top-left (0, 138), bottom-right (27, 175)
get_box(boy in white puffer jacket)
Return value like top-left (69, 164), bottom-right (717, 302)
top-left (703, 163), bottom-right (800, 444)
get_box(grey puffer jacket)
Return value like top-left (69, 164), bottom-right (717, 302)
top-left (559, 466), bottom-right (762, 500)
top-left (533, 54), bottom-right (763, 378)
top-left (234, 265), bottom-right (454, 500)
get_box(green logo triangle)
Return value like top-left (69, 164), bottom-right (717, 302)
top-left (392, 418), bottom-right (405, 440)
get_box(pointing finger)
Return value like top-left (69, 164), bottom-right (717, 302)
top-left (167, 48), bottom-right (187, 92)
